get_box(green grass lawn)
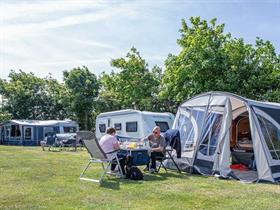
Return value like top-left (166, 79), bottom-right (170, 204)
top-left (1, 146), bottom-right (280, 210)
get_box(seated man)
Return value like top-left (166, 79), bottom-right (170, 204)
top-left (99, 127), bottom-right (126, 175)
top-left (144, 126), bottom-right (165, 173)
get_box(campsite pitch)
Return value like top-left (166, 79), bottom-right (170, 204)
top-left (0, 146), bottom-right (280, 210)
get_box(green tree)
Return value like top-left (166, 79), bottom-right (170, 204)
top-left (0, 70), bottom-right (71, 120)
top-left (99, 47), bottom-right (162, 112)
top-left (160, 17), bottom-right (280, 111)
top-left (63, 66), bottom-right (99, 130)
top-left (0, 110), bottom-right (12, 123)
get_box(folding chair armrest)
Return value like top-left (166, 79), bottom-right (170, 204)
top-left (105, 150), bottom-right (120, 155)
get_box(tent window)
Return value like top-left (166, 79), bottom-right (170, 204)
top-left (155, 121), bottom-right (169, 132)
top-left (24, 128), bottom-right (32, 140)
top-left (199, 112), bottom-right (223, 156)
top-left (257, 115), bottom-right (280, 160)
top-left (10, 125), bottom-right (21, 138)
top-left (5, 127), bottom-right (10, 137)
top-left (178, 108), bottom-right (205, 153)
top-left (44, 127), bottom-right (54, 137)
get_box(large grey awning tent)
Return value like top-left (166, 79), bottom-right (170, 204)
top-left (172, 91), bottom-right (280, 183)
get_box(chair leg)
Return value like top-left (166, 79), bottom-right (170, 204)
top-left (157, 162), bottom-right (162, 172)
top-left (99, 162), bottom-right (111, 183)
top-left (101, 162), bottom-right (105, 171)
top-left (115, 157), bottom-right (123, 177)
top-left (161, 162), bottom-right (167, 173)
top-left (80, 161), bottom-right (92, 178)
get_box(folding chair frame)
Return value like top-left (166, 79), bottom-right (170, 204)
top-left (156, 144), bottom-right (181, 173)
top-left (79, 152), bottom-right (124, 184)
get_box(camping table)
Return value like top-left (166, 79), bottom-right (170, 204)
top-left (165, 147), bottom-right (181, 173)
top-left (119, 147), bottom-right (150, 166)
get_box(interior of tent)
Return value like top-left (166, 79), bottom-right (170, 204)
top-left (230, 110), bottom-right (258, 182)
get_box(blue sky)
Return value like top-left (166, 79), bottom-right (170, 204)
top-left (0, 0), bottom-right (279, 81)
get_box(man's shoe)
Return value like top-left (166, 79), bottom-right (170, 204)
top-left (149, 168), bottom-right (156, 174)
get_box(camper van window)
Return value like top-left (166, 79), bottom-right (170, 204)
top-left (114, 123), bottom-right (122, 131)
top-left (99, 124), bottom-right (106, 133)
top-left (126, 121), bottom-right (137, 132)
top-left (155, 121), bottom-right (169, 132)
top-left (10, 125), bottom-right (21, 138)
top-left (24, 128), bottom-right (32, 140)
top-left (63, 127), bottom-right (76, 133)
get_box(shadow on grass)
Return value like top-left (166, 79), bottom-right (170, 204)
top-left (100, 171), bottom-right (189, 190)
top-left (100, 179), bottom-right (121, 190)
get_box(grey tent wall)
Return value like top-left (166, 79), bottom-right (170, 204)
top-left (248, 104), bottom-right (274, 182)
top-left (213, 97), bottom-right (232, 177)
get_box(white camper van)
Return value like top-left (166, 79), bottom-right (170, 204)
top-left (95, 109), bottom-right (174, 140)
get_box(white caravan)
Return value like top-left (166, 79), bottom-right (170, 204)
top-left (95, 109), bottom-right (174, 140)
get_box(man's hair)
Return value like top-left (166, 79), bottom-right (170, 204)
top-left (106, 127), bottom-right (116, 135)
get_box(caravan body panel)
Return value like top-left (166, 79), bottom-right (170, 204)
top-left (95, 109), bottom-right (174, 140)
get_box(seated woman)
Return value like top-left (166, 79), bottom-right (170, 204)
top-left (143, 126), bottom-right (165, 173)
top-left (99, 127), bottom-right (126, 175)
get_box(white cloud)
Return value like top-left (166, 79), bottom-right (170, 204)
top-left (0, 0), bottom-right (106, 22)
top-left (0, 1), bottom-right (138, 41)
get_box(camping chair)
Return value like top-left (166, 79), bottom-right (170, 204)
top-left (41, 133), bottom-right (61, 151)
top-left (156, 137), bottom-right (181, 173)
top-left (77, 131), bottom-right (124, 184)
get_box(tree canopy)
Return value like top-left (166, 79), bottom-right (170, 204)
top-left (99, 47), bottom-right (162, 111)
top-left (159, 17), bottom-right (280, 112)
top-left (63, 66), bottom-right (99, 130)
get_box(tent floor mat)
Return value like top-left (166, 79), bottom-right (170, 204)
top-left (232, 169), bottom-right (258, 182)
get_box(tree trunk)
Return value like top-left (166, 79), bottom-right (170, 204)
top-left (84, 112), bottom-right (88, 130)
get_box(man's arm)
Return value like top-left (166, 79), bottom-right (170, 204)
top-left (151, 146), bottom-right (164, 152)
top-left (141, 134), bottom-right (153, 142)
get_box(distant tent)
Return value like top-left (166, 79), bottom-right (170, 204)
top-left (172, 91), bottom-right (280, 183)
top-left (0, 120), bottom-right (79, 146)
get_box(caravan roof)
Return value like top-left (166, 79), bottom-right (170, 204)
top-left (97, 109), bottom-right (173, 118)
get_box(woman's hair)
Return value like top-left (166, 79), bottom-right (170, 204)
top-left (106, 127), bottom-right (116, 135)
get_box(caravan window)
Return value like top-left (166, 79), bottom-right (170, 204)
top-left (99, 124), bottom-right (106, 133)
top-left (155, 121), bottom-right (169, 132)
top-left (126, 122), bottom-right (137, 132)
top-left (10, 125), bottom-right (21, 138)
top-left (114, 123), bottom-right (122, 131)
